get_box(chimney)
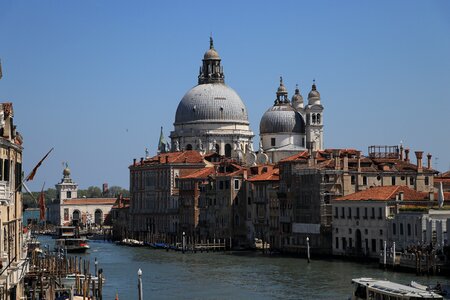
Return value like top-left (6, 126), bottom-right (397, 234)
top-left (333, 150), bottom-right (340, 170)
top-left (399, 191), bottom-right (404, 201)
top-left (429, 192), bottom-right (434, 201)
top-left (427, 153), bottom-right (432, 169)
top-left (415, 151), bottom-right (423, 172)
top-left (399, 145), bottom-right (404, 160)
top-left (140, 157), bottom-right (144, 165)
top-left (404, 148), bottom-right (410, 163)
top-left (133, 158), bottom-right (136, 166)
top-left (165, 155), bottom-right (169, 163)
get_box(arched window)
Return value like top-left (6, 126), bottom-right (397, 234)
top-left (215, 144), bottom-right (220, 153)
top-left (73, 210), bottom-right (80, 221)
top-left (95, 209), bottom-right (103, 225)
top-left (225, 144), bottom-right (232, 158)
top-left (186, 144), bottom-right (193, 150)
top-left (316, 113), bottom-right (321, 124)
top-left (312, 114), bottom-right (316, 124)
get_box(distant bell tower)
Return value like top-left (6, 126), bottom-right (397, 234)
top-left (305, 80), bottom-right (324, 151)
top-left (55, 163), bottom-right (78, 202)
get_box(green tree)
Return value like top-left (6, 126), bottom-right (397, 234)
top-left (106, 186), bottom-right (130, 198)
top-left (86, 186), bottom-right (102, 198)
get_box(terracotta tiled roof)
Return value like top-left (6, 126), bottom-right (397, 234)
top-left (279, 150), bottom-right (309, 162)
top-left (63, 198), bottom-right (117, 205)
top-left (179, 167), bottom-right (215, 179)
top-left (247, 168), bottom-right (279, 182)
top-left (334, 186), bottom-right (430, 201)
top-left (132, 151), bottom-right (204, 167)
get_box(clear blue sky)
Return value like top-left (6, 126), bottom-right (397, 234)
top-left (0, 0), bottom-right (449, 190)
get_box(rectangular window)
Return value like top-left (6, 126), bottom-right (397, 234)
top-left (234, 179), bottom-right (239, 190)
top-left (356, 207), bottom-right (360, 219)
top-left (219, 181), bottom-right (224, 190)
top-left (371, 239), bottom-right (376, 252)
top-left (349, 238), bottom-right (353, 248)
top-left (364, 207), bottom-right (368, 219)
top-left (425, 176), bottom-right (429, 186)
top-left (363, 176), bottom-right (367, 185)
top-left (392, 176), bottom-right (396, 185)
top-left (378, 207), bottom-right (383, 219)
top-left (371, 207), bottom-right (375, 219)
top-left (341, 207), bottom-right (345, 218)
top-left (225, 180), bottom-right (230, 189)
top-left (400, 223), bottom-right (404, 235)
top-left (347, 207), bottom-right (352, 219)
top-left (334, 207), bottom-right (338, 219)
top-left (410, 177), bottom-right (414, 185)
top-left (4, 159), bottom-right (9, 181)
top-left (379, 239), bottom-right (383, 251)
top-left (64, 208), bottom-right (69, 221)
top-left (407, 224), bottom-right (411, 236)
top-left (271, 138), bottom-right (276, 147)
top-left (335, 237), bottom-right (339, 249)
top-left (393, 223), bottom-right (396, 235)
top-left (67, 191), bottom-right (72, 199)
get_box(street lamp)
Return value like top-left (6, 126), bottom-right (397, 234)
top-left (137, 268), bottom-right (143, 300)
top-left (182, 231), bottom-right (186, 253)
top-left (306, 237), bottom-right (310, 263)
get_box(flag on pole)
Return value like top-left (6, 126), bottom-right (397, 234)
top-left (38, 187), bottom-right (46, 221)
top-left (26, 148), bottom-right (53, 181)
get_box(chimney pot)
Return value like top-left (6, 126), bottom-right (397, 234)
top-left (405, 148), bottom-right (410, 162)
top-left (427, 153), bottom-right (432, 169)
top-left (415, 151), bottom-right (423, 171)
top-left (133, 158), bottom-right (136, 166)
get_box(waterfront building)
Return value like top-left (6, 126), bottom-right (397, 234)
top-left (277, 146), bottom-right (437, 255)
top-left (332, 185), bottom-right (450, 258)
top-left (169, 38), bottom-right (254, 159)
top-left (0, 100), bottom-right (27, 298)
top-left (47, 167), bottom-right (116, 227)
top-left (260, 79), bottom-right (324, 163)
top-left (177, 159), bottom-right (252, 247)
top-left (110, 194), bottom-right (130, 241)
top-left (128, 151), bottom-right (205, 242)
top-left (247, 166), bottom-right (280, 249)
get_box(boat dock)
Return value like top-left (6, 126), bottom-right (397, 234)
top-left (25, 250), bottom-right (104, 299)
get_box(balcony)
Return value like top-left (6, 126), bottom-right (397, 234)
top-left (0, 181), bottom-right (11, 205)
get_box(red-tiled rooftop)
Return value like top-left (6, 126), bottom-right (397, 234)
top-left (132, 150), bottom-right (204, 167)
top-left (179, 167), bottom-right (215, 179)
top-left (335, 186), bottom-right (430, 201)
top-left (63, 198), bottom-right (117, 205)
top-left (247, 168), bottom-right (279, 182)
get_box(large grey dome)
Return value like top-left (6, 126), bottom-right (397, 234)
top-left (174, 83), bottom-right (249, 125)
top-left (260, 104), bottom-right (305, 134)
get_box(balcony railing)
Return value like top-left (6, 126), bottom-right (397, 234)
top-left (0, 181), bottom-right (11, 205)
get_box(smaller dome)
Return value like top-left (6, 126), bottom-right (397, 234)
top-left (291, 84), bottom-right (303, 103)
top-left (308, 81), bottom-right (321, 104)
top-left (204, 48), bottom-right (220, 60)
top-left (260, 103), bottom-right (305, 134)
top-left (204, 37), bottom-right (221, 60)
top-left (276, 76), bottom-right (288, 95)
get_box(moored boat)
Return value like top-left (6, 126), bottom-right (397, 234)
top-left (55, 238), bottom-right (90, 253)
top-left (351, 278), bottom-right (443, 299)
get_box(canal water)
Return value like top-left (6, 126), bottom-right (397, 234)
top-left (38, 236), bottom-right (448, 299)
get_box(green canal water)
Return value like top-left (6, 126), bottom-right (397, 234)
top-left (37, 236), bottom-right (449, 299)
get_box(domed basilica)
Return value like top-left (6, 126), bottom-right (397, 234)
top-left (168, 38), bottom-right (324, 164)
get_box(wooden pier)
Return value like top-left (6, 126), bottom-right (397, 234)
top-left (25, 251), bottom-right (104, 300)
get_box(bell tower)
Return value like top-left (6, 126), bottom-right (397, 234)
top-left (305, 80), bottom-right (324, 151)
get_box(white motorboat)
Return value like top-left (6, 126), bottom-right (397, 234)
top-left (351, 278), bottom-right (443, 299)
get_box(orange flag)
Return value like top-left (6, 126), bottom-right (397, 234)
top-left (26, 148), bottom-right (53, 182)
